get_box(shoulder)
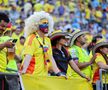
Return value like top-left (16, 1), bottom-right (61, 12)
top-left (25, 34), bottom-right (36, 45)
top-left (95, 53), bottom-right (105, 63)
top-left (45, 36), bottom-right (50, 42)
top-left (69, 46), bottom-right (78, 53)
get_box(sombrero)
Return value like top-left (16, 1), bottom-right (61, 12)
top-left (49, 30), bottom-right (70, 41)
top-left (69, 30), bottom-right (89, 47)
top-left (92, 42), bottom-right (108, 55)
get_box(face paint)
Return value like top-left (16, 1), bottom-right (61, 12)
top-left (39, 19), bottom-right (49, 34)
top-left (39, 24), bottom-right (48, 34)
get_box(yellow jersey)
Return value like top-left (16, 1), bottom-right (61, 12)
top-left (21, 33), bottom-right (52, 76)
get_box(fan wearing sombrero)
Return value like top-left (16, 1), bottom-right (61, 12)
top-left (68, 29), bottom-right (97, 80)
top-left (92, 41), bottom-right (108, 90)
top-left (49, 30), bottom-right (90, 80)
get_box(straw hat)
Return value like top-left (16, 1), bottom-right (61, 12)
top-left (92, 42), bottom-right (108, 55)
top-left (69, 29), bottom-right (89, 47)
top-left (50, 30), bottom-right (67, 40)
top-left (49, 30), bottom-right (71, 46)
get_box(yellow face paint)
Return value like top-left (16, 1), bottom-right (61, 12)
top-left (39, 19), bottom-right (48, 25)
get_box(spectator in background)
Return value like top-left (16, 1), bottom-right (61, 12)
top-left (58, 2), bottom-right (65, 17)
top-left (33, 2), bottom-right (43, 12)
top-left (9, 4), bottom-right (20, 25)
top-left (15, 36), bottom-right (25, 59)
top-left (23, 1), bottom-right (32, 17)
top-left (91, 0), bottom-right (100, 9)
top-left (63, 21), bottom-right (72, 32)
top-left (15, 36), bottom-right (25, 70)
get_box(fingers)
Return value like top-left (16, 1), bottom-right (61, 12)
top-left (4, 41), bottom-right (15, 48)
top-left (85, 77), bottom-right (91, 81)
top-left (58, 75), bottom-right (68, 79)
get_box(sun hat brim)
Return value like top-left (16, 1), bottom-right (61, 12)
top-left (69, 31), bottom-right (89, 47)
top-left (92, 42), bottom-right (108, 55)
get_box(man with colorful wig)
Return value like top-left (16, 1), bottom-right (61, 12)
top-left (21, 11), bottom-right (64, 76)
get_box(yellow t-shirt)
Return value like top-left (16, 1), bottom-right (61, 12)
top-left (22, 34), bottom-right (52, 76)
top-left (0, 36), bottom-right (11, 72)
top-left (34, 3), bottom-right (43, 12)
top-left (12, 33), bottom-right (20, 40)
top-left (43, 3), bottom-right (54, 13)
top-left (68, 2), bottom-right (76, 12)
top-left (67, 45), bottom-right (92, 78)
top-left (92, 53), bottom-right (108, 83)
top-left (85, 8), bottom-right (91, 19)
top-left (16, 43), bottom-right (24, 56)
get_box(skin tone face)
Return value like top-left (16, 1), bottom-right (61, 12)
top-left (77, 34), bottom-right (87, 45)
top-left (100, 47), bottom-right (108, 55)
top-left (0, 20), bottom-right (8, 35)
top-left (20, 38), bottom-right (25, 45)
top-left (59, 37), bottom-right (67, 46)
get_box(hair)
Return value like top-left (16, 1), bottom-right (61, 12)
top-left (51, 36), bottom-right (65, 46)
top-left (24, 11), bottom-right (54, 37)
top-left (20, 36), bottom-right (25, 40)
top-left (0, 12), bottom-right (10, 23)
top-left (96, 45), bottom-right (108, 53)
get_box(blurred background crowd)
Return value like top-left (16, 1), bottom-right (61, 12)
top-left (1, 0), bottom-right (108, 40)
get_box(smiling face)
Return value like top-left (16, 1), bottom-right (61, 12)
top-left (39, 19), bottom-right (49, 34)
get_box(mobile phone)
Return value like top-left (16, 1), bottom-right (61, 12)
top-left (12, 39), bottom-right (17, 43)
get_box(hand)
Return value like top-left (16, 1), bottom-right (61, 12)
top-left (81, 74), bottom-right (90, 81)
top-left (85, 76), bottom-right (91, 81)
top-left (4, 41), bottom-right (14, 48)
top-left (56, 72), bottom-right (67, 79)
top-left (19, 70), bottom-right (25, 75)
top-left (89, 54), bottom-right (97, 65)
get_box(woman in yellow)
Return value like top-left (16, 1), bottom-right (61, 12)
top-left (21, 11), bottom-right (64, 77)
top-left (92, 42), bottom-right (108, 90)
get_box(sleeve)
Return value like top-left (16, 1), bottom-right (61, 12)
top-left (22, 36), bottom-right (36, 56)
top-left (68, 48), bottom-right (79, 61)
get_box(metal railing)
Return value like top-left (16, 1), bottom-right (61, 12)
top-left (0, 72), bottom-right (24, 90)
top-left (96, 69), bottom-right (108, 90)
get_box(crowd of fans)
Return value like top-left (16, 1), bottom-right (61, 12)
top-left (0, 0), bottom-right (108, 90)
top-left (0, 0), bottom-right (108, 37)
